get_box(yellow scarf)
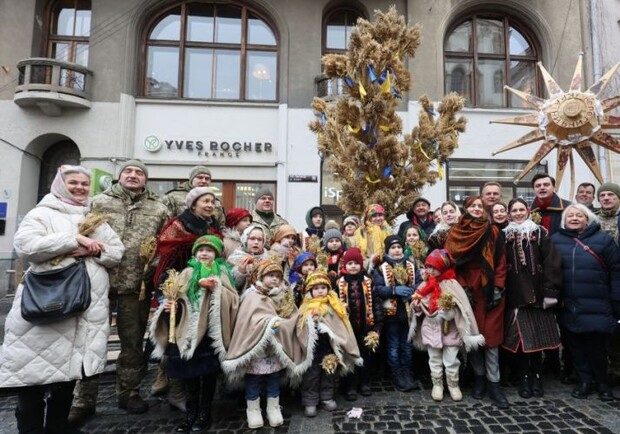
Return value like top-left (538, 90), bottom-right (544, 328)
top-left (298, 291), bottom-right (352, 332)
top-left (354, 222), bottom-right (391, 258)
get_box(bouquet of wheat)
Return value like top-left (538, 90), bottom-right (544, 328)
top-left (161, 269), bottom-right (186, 343)
top-left (437, 292), bottom-right (456, 335)
top-left (364, 330), bottom-right (380, 352)
top-left (138, 236), bottom-right (157, 300)
top-left (50, 213), bottom-right (110, 266)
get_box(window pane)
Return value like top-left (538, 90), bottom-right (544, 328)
top-left (150, 9), bottom-right (181, 40)
top-left (510, 61), bottom-right (536, 107)
top-left (214, 50), bottom-right (239, 99)
top-left (215, 5), bottom-right (241, 44)
top-left (55, 5), bottom-right (75, 36)
top-left (184, 48), bottom-right (213, 98)
top-left (74, 6), bottom-right (91, 36)
top-left (75, 43), bottom-right (89, 66)
top-left (445, 59), bottom-right (472, 103)
top-left (327, 24), bottom-right (346, 50)
top-left (445, 21), bottom-right (472, 52)
top-left (52, 42), bottom-right (70, 62)
top-left (146, 46), bottom-right (179, 97)
top-left (448, 186), bottom-right (479, 205)
top-left (509, 27), bottom-right (533, 56)
top-left (477, 59), bottom-right (505, 108)
top-left (477, 19), bottom-right (504, 54)
top-left (246, 51), bottom-right (276, 100)
top-left (248, 14), bottom-right (276, 45)
top-left (187, 3), bottom-right (214, 42)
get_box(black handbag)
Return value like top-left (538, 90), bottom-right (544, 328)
top-left (21, 259), bottom-right (92, 325)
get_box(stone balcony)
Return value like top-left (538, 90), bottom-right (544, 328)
top-left (14, 58), bottom-right (93, 116)
top-left (315, 74), bottom-right (345, 102)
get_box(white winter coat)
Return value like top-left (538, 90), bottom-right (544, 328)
top-left (0, 194), bottom-right (124, 387)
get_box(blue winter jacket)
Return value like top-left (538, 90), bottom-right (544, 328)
top-left (551, 222), bottom-right (620, 333)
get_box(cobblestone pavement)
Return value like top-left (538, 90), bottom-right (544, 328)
top-left (1, 295), bottom-right (620, 433)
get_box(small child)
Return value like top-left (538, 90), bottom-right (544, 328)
top-left (301, 206), bottom-right (326, 252)
top-left (150, 235), bottom-right (239, 432)
top-left (337, 247), bottom-right (383, 400)
top-left (289, 252), bottom-right (318, 306)
top-left (402, 223), bottom-right (429, 270)
top-left (342, 215), bottom-right (361, 248)
top-left (270, 224), bottom-right (302, 279)
top-left (222, 259), bottom-right (312, 429)
top-left (410, 249), bottom-right (485, 402)
top-left (320, 228), bottom-right (346, 289)
top-left (372, 235), bottom-right (421, 392)
top-left (223, 207), bottom-right (253, 258)
top-left (299, 270), bottom-right (361, 417)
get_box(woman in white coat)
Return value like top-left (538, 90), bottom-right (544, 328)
top-left (0, 165), bottom-right (124, 434)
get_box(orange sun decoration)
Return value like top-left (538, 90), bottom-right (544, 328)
top-left (491, 54), bottom-right (620, 189)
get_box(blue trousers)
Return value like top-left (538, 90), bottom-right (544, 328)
top-left (385, 321), bottom-right (413, 373)
top-left (245, 372), bottom-right (281, 400)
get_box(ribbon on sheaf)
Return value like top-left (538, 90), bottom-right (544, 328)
top-left (320, 113), bottom-right (326, 125)
top-left (348, 124), bottom-right (361, 133)
top-left (382, 165), bottom-right (392, 178)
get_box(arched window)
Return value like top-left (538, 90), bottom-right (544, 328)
top-left (444, 15), bottom-right (541, 108)
top-left (47, 0), bottom-right (91, 66)
top-left (142, 2), bottom-right (278, 101)
top-left (323, 7), bottom-right (363, 54)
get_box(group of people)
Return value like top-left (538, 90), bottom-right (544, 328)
top-left (0, 160), bottom-right (619, 433)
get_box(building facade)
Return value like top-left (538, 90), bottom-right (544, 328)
top-left (0, 0), bottom-right (615, 293)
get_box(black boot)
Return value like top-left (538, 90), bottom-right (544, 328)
top-left (393, 368), bottom-right (412, 392)
top-left (175, 406), bottom-right (197, 433)
top-left (472, 375), bottom-right (486, 399)
top-left (177, 380), bottom-right (198, 433)
top-left (487, 381), bottom-right (509, 409)
top-left (191, 408), bottom-right (211, 432)
top-left (532, 373), bottom-right (544, 397)
top-left (16, 407), bottom-right (45, 434)
top-left (518, 374), bottom-right (532, 399)
top-left (192, 374), bottom-right (216, 432)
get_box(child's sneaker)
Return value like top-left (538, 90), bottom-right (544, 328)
top-left (304, 406), bottom-right (317, 417)
top-left (321, 399), bottom-right (338, 411)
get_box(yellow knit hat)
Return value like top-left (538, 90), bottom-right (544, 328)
top-left (304, 270), bottom-right (332, 293)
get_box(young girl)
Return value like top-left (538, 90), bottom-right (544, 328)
top-left (410, 249), bottom-right (484, 402)
top-left (301, 206), bottom-right (326, 252)
top-left (299, 270), bottom-right (361, 416)
top-left (354, 204), bottom-right (392, 267)
top-left (270, 224), bottom-right (302, 279)
top-left (222, 259), bottom-right (314, 429)
top-left (372, 235), bottom-right (421, 391)
top-left (223, 208), bottom-right (253, 259)
top-left (321, 228), bottom-right (346, 289)
top-left (150, 235), bottom-right (239, 432)
top-left (338, 247), bottom-right (383, 400)
top-left (401, 223), bottom-right (429, 270)
top-left (342, 215), bottom-right (361, 249)
top-left (289, 252), bottom-right (318, 306)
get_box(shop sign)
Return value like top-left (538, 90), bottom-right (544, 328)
top-left (143, 135), bottom-right (273, 159)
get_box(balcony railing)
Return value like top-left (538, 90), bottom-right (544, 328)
top-left (14, 58), bottom-right (93, 115)
top-left (315, 74), bottom-right (345, 101)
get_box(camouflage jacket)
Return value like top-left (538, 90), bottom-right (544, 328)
top-left (91, 183), bottom-right (171, 295)
top-left (162, 181), bottom-right (225, 226)
top-left (250, 210), bottom-right (289, 248)
top-left (596, 207), bottom-right (620, 245)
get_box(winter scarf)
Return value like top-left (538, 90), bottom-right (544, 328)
top-left (298, 291), bottom-right (351, 332)
top-left (416, 268), bottom-right (456, 314)
top-left (186, 257), bottom-right (234, 307)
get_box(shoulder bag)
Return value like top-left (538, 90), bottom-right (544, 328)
top-left (21, 259), bottom-right (92, 325)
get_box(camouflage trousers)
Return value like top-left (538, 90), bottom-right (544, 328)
top-left (72, 294), bottom-right (150, 408)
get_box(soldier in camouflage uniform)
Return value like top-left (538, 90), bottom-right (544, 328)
top-left (69, 160), bottom-right (170, 425)
top-left (595, 183), bottom-right (620, 385)
top-left (162, 165), bottom-right (225, 227)
top-left (250, 187), bottom-right (288, 248)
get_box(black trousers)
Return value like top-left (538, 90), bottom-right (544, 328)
top-left (16, 380), bottom-right (75, 434)
top-left (563, 330), bottom-right (609, 386)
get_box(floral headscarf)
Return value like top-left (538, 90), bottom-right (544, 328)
top-left (50, 165), bottom-right (91, 206)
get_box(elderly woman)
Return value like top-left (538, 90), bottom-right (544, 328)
top-left (0, 165), bottom-right (124, 433)
top-left (551, 204), bottom-right (620, 402)
top-left (445, 196), bottom-right (508, 409)
top-left (428, 201), bottom-right (461, 250)
top-left (227, 224), bottom-right (272, 292)
top-left (151, 186), bottom-right (221, 413)
top-left (153, 187), bottom-right (222, 288)
top-left (501, 198), bottom-right (562, 399)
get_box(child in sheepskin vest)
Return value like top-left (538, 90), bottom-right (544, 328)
top-left (298, 270), bottom-right (362, 417)
top-left (149, 235), bottom-right (239, 433)
top-left (410, 249), bottom-right (485, 402)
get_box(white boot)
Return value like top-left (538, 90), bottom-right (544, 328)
top-left (266, 396), bottom-right (284, 427)
top-left (246, 398), bottom-right (264, 429)
top-left (431, 374), bottom-right (444, 401)
top-left (446, 373), bottom-right (463, 401)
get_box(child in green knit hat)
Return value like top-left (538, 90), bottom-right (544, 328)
top-left (149, 235), bottom-right (239, 433)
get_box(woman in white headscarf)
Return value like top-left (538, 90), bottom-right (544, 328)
top-left (0, 165), bottom-right (124, 433)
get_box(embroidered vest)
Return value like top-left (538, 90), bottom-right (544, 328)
top-left (338, 275), bottom-right (375, 326)
top-left (379, 261), bottom-right (416, 317)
